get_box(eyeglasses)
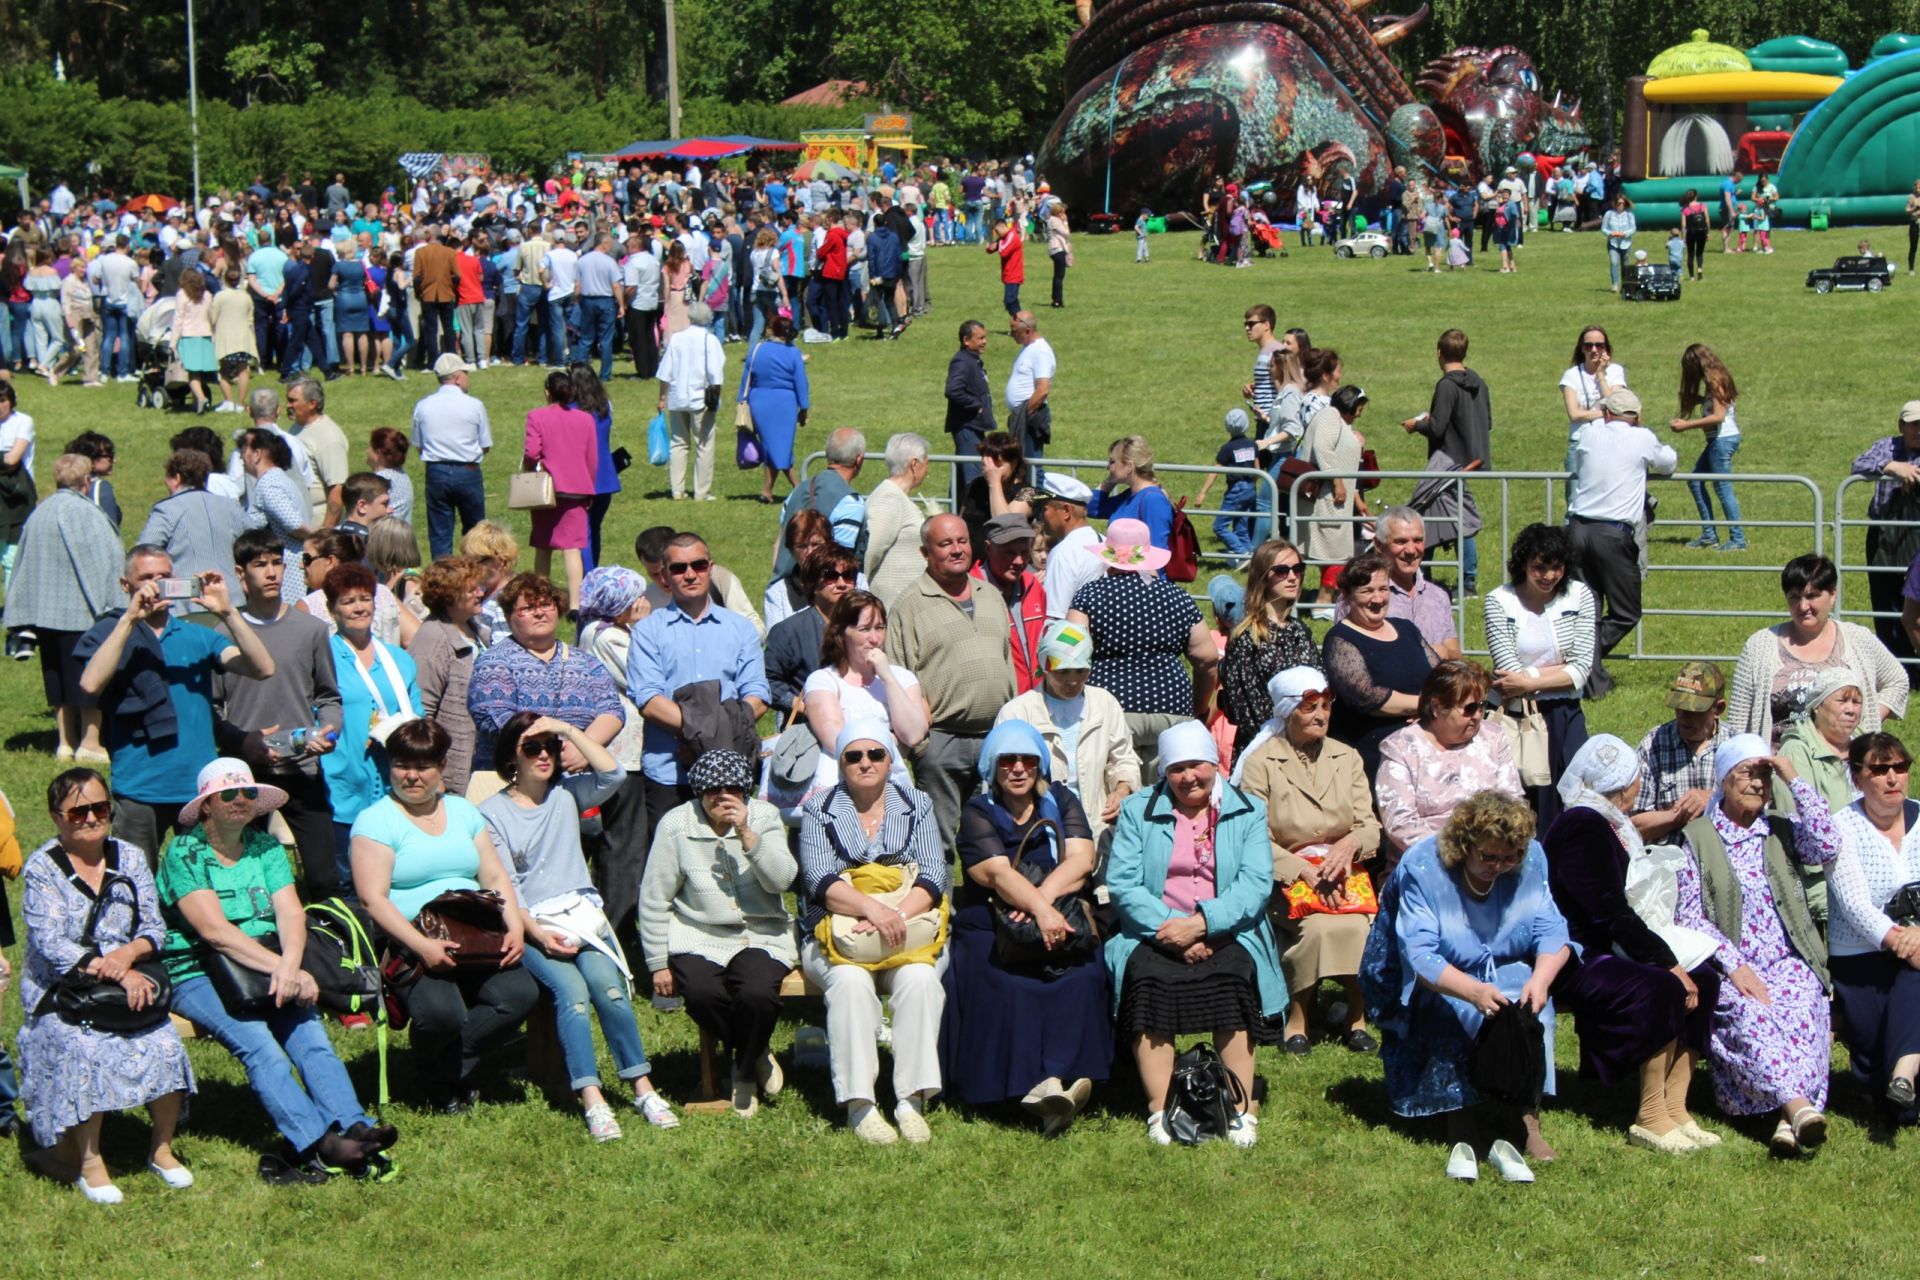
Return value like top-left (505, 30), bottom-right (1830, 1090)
top-left (1269, 561), bottom-right (1305, 579)
top-left (514, 599), bottom-right (559, 615)
top-left (668, 558), bottom-right (711, 577)
top-left (841, 747), bottom-right (890, 765)
top-left (519, 735), bottom-right (561, 759)
top-left (61, 801), bottom-right (112, 823)
top-left (1475, 848), bottom-right (1525, 867)
top-left (996, 754), bottom-right (1041, 770)
top-left (1864, 760), bottom-right (1912, 778)
top-left (1582, 340), bottom-right (1609, 350)
top-left (818, 568), bottom-right (857, 583)
top-left (217, 787), bottom-right (259, 803)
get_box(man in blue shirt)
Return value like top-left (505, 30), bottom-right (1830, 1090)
top-left (76, 546), bottom-right (276, 863)
top-left (411, 354), bottom-right (494, 557)
top-left (776, 213), bottom-right (809, 318)
top-left (764, 177), bottom-right (789, 216)
top-left (628, 532), bottom-right (768, 847)
top-left (1719, 169), bottom-right (1743, 254)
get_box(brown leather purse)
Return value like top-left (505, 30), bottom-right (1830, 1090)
top-left (385, 889), bottom-right (515, 990)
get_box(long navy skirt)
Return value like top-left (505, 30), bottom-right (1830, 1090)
top-left (939, 914), bottom-right (1113, 1105)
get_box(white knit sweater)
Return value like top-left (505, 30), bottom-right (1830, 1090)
top-left (638, 798), bottom-right (799, 972)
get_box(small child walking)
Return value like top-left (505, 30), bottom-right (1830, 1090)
top-left (1446, 228), bottom-right (1470, 269)
top-left (1135, 208), bottom-right (1151, 262)
top-left (1666, 228), bottom-right (1686, 271)
top-left (1195, 408), bottom-right (1260, 558)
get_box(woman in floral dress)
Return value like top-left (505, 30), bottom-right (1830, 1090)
top-left (1675, 734), bottom-right (1839, 1156)
top-left (1217, 539), bottom-right (1319, 759)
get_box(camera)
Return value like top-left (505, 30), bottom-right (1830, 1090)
top-left (157, 577), bottom-right (199, 601)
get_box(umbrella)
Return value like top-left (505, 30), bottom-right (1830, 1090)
top-left (120, 194), bottom-right (181, 216)
top-left (791, 159), bottom-right (849, 183)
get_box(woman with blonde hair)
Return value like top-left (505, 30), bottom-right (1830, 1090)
top-left (1087, 435), bottom-right (1175, 552)
top-left (172, 266), bottom-right (217, 411)
top-left (1217, 538), bottom-right (1319, 757)
top-left (1670, 343), bottom-right (1746, 552)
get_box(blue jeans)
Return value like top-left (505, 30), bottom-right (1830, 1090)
top-left (1212, 480), bottom-right (1257, 555)
top-left (578, 295), bottom-right (617, 379)
top-left (0, 1032), bottom-right (18, 1128)
top-left (424, 461), bottom-right (487, 559)
top-left (1608, 244), bottom-right (1631, 288)
top-left (385, 303), bottom-right (414, 374)
top-left (709, 305), bottom-right (728, 344)
top-left (1688, 435), bottom-right (1746, 545)
top-left (546, 295), bottom-right (573, 366)
top-left (519, 939), bottom-right (651, 1090)
top-left (4, 300), bottom-right (31, 366)
top-left (102, 302), bottom-right (133, 377)
top-left (314, 298), bottom-right (339, 368)
top-left (749, 288), bottom-right (777, 348)
top-left (513, 285), bottom-right (546, 363)
top-left (170, 975), bottom-right (373, 1151)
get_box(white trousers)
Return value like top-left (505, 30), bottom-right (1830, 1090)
top-left (668, 406), bottom-right (716, 500)
top-left (801, 939), bottom-right (947, 1106)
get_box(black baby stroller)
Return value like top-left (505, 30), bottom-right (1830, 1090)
top-left (133, 297), bottom-right (193, 411)
top-left (1622, 261), bottom-right (1683, 302)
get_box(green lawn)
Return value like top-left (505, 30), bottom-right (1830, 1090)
top-left (2, 226), bottom-right (1916, 1278)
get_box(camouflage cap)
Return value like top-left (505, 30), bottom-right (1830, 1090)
top-left (1665, 660), bottom-right (1726, 712)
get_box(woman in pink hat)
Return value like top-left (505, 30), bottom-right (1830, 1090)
top-left (157, 758), bottom-right (398, 1183)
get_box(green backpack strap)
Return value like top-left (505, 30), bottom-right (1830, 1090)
top-left (309, 897), bottom-right (391, 1107)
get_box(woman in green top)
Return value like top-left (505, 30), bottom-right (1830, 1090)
top-left (1776, 669), bottom-right (1863, 927)
top-left (160, 758), bottom-right (398, 1183)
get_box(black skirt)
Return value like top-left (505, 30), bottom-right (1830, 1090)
top-left (1117, 937), bottom-right (1259, 1038)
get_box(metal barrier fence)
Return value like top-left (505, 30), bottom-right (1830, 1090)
top-left (1833, 473), bottom-right (1920, 647)
top-left (1284, 468), bottom-right (1827, 663)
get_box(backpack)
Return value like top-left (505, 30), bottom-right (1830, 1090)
top-left (755, 254), bottom-right (780, 290)
top-left (1684, 205), bottom-right (1708, 235)
top-left (1162, 1043), bottom-right (1247, 1144)
top-left (305, 897), bottom-right (392, 1104)
top-left (1166, 497), bottom-right (1201, 583)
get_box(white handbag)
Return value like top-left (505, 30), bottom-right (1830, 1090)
top-left (508, 464), bottom-right (556, 511)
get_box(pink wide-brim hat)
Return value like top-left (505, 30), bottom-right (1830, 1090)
top-left (179, 757), bottom-right (289, 828)
top-left (1095, 517), bottom-right (1172, 574)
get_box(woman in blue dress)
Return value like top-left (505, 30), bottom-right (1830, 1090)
top-left (331, 252), bottom-right (371, 376)
top-left (1363, 789), bottom-right (1573, 1183)
top-left (736, 312), bottom-right (809, 503)
top-left (939, 721), bottom-right (1111, 1133)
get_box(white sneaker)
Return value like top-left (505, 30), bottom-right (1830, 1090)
top-left (894, 1095), bottom-right (932, 1144)
top-left (1445, 1141), bottom-right (1478, 1181)
top-left (849, 1101), bottom-right (898, 1145)
top-left (1146, 1110), bottom-right (1173, 1146)
top-left (755, 1052), bottom-right (784, 1099)
top-left (1226, 1110), bottom-right (1258, 1149)
top-left (585, 1102), bottom-right (624, 1142)
top-left (1487, 1138), bottom-right (1534, 1183)
top-left (634, 1090), bottom-right (679, 1129)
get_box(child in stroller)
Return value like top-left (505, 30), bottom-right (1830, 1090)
top-left (133, 297), bottom-right (193, 411)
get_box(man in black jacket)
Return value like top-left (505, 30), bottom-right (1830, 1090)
top-left (943, 320), bottom-right (995, 489)
top-left (1401, 327), bottom-right (1491, 591)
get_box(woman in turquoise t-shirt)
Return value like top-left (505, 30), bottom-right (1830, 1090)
top-left (350, 717), bottom-right (537, 1112)
top-left (159, 758), bottom-right (397, 1182)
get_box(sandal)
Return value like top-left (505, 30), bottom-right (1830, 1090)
top-left (1787, 1105), bottom-right (1827, 1148)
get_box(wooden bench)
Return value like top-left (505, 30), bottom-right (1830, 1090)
top-left (683, 968), bottom-right (821, 1113)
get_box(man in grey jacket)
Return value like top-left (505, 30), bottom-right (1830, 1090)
top-left (1401, 328), bottom-right (1491, 591)
top-left (137, 448), bottom-right (259, 616)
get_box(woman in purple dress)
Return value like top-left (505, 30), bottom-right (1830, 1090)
top-left (1675, 734), bottom-right (1839, 1156)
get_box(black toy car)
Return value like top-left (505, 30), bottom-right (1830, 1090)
top-left (1622, 262), bottom-right (1682, 302)
top-left (1807, 255), bottom-right (1892, 294)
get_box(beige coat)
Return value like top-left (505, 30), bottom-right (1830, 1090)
top-left (996, 684), bottom-right (1142, 841)
top-left (864, 476), bottom-right (927, 608)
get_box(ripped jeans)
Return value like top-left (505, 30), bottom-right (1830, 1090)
top-left (520, 932), bottom-right (652, 1091)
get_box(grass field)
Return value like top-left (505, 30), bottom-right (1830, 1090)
top-left (1, 225), bottom-right (1917, 1279)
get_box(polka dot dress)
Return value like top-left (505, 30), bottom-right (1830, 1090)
top-left (1071, 574), bottom-right (1203, 715)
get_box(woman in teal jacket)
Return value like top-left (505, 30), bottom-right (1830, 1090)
top-left (1103, 720), bottom-right (1285, 1147)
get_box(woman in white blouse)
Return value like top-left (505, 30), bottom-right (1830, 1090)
top-left (1484, 523), bottom-right (1596, 831)
top-left (1560, 325), bottom-right (1626, 472)
top-left (1829, 731), bottom-right (1920, 1113)
top-left (803, 591), bottom-right (931, 802)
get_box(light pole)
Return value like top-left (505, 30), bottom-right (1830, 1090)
top-left (663, 0), bottom-right (682, 138)
top-left (185, 0), bottom-right (202, 207)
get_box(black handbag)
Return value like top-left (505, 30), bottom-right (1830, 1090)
top-left (1887, 881), bottom-right (1920, 927)
top-left (1163, 1043), bottom-right (1246, 1145)
top-left (37, 849), bottom-right (172, 1034)
top-left (990, 816), bottom-right (1098, 971)
top-left (1469, 1000), bottom-right (1547, 1107)
top-left (203, 899), bottom-right (387, 1017)
top-left (201, 934), bottom-right (282, 1015)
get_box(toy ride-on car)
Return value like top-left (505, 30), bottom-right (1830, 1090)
top-left (1334, 231), bottom-right (1391, 258)
top-left (1622, 262), bottom-right (1682, 302)
top-left (1807, 255), bottom-right (1893, 294)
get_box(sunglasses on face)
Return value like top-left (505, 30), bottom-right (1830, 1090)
top-left (1582, 340), bottom-right (1609, 350)
top-left (1450, 702), bottom-right (1491, 718)
top-left (217, 787), bottom-right (259, 803)
top-left (1269, 561), bottom-right (1305, 579)
top-left (1864, 761), bottom-right (1912, 778)
top-left (668, 558), bottom-right (711, 577)
top-left (61, 800), bottom-right (113, 823)
top-left (997, 754), bottom-right (1041, 770)
top-left (1294, 690), bottom-right (1334, 710)
top-left (818, 568), bottom-right (857, 583)
top-left (520, 735), bottom-right (561, 759)
top-left (842, 747), bottom-right (890, 765)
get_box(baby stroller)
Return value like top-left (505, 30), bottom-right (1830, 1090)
top-left (133, 297), bottom-right (192, 411)
top-left (1622, 262), bottom-right (1683, 303)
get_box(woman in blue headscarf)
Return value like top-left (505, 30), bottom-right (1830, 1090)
top-left (938, 720), bottom-right (1111, 1133)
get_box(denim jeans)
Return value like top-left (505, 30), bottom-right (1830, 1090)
top-left (102, 302), bottom-right (133, 378)
top-left (578, 295), bottom-right (617, 379)
top-left (2, 299), bottom-right (28, 366)
top-left (748, 288), bottom-right (777, 348)
top-left (0, 1034), bottom-right (18, 1128)
top-left (513, 285), bottom-right (546, 364)
top-left (170, 976), bottom-right (373, 1152)
top-left (1608, 245), bottom-right (1631, 288)
top-left (519, 937), bottom-right (651, 1090)
top-left (1212, 480), bottom-right (1257, 555)
top-left (424, 461), bottom-right (487, 558)
top-left (1688, 434), bottom-right (1745, 544)
top-left (314, 298), bottom-right (339, 368)
top-left (385, 306), bottom-right (414, 374)
top-left (848, 263), bottom-right (870, 328)
top-left (546, 294), bottom-right (573, 366)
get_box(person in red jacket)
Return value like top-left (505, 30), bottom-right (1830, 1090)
top-left (971, 513), bottom-right (1048, 694)
top-left (816, 219), bottom-right (850, 341)
top-left (991, 217), bottom-right (1024, 323)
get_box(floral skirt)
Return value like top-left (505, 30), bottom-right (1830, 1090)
top-left (18, 1013), bottom-right (194, 1147)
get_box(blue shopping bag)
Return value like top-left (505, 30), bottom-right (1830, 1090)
top-left (647, 412), bottom-right (670, 467)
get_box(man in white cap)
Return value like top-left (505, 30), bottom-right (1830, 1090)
top-left (1567, 387), bottom-right (1676, 697)
top-left (410, 353), bottom-right (491, 557)
top-left (1037, 472), bottom-right (1100, 619)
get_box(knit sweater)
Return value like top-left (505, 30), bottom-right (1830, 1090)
top-left (1726, 619), bottom-right (1908, 746)
top-left (637, 798), bottom-right (797, 971)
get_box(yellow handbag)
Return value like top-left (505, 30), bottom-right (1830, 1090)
top-left (0, 793), bottom-right (18, 878)
top-left (815, 861), bottom-right (949, 971)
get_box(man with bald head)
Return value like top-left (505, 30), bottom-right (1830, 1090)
top-left (1005, 310), bottom-right (1055, 463)
top-left (885, 514), bottom-right (1016, 852)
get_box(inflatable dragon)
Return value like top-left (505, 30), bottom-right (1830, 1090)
top-left (1038, 0), bottom-right (1590, 215)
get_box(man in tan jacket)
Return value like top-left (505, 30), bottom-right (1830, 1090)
top-left (410, 229), bottom-right (462, 369)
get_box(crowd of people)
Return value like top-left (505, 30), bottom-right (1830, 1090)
top-left (1, 159), bottom-right (1920, 1204)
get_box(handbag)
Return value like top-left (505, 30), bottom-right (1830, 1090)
top-left (990, 814), bottom-right (1099, 970)
top-left (1281, 845), bottom-right (1378, 920)
top-left (1162, 1043), bottom-right (1246, 1145)
top-left (736, 426), bottom-right (763, 470)
top-left (1165, 497), bottom-right (1200, 583)
top-left (508, 465), bottom-right (556, 511)
top-left (646, 412), bottom-right (670, 466)
top-left (37, 849), bottom-right (172, 1034)
top-left (1470, 1001), bottom-right (1547, 1107)
top-left (202, 934), bottom-right (282, 1014)
top-left (1358, 446), bottom-right (1383, 492)
top-left (1886, 881), bottom-right (1920, 927)
top-left (383, 889), bottom-right (515, 990)
top-left (611, 446), bottom-right (633, 473)
top-left (763, 705), bottom-right (822, 813)
top-left (1501, 696), bottom-right (1553, 787)
top-left (816, 861), bottom-right (949, 969)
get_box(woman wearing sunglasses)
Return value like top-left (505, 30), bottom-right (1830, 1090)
top-left (797, 719), bottom-right (950, 1145)
top-left (158, 759), bottom-right (397, 1181)
top-left (1216, 539), bottom-right (1320, 759)
top-left (16, 768), bottom-right (193, 1204)
top-left (1559, 325), bottom-right (1627, 472)
top-left (481, 713), bottom-right (676, 1140)
top-left (1233, 667), bottom-right (1380, 1055)
top-left (1376, 661), bottom-right (1524, 858)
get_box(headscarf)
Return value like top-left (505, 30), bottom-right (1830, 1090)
top-left (976, 719), bottom-right (1051, 784)
top-left (576, 565), bottom-right (648, 631)
top-left (834, 717), bottom-right (898, 768)
top-left (688, 748), bottom-right (755, 795)
top-left (1229, 667), bottom-right (1328, 786)
top-left (1159, 719), bottom-right (1225, 806)
top-left (1789, 668), bottom-right (1861, 724)
top-left (1555, 733), bottom-right (1645, 860)
top-left (1711, 734), bottom-right (1772, 810)
top-left (1037, 620), bottom-right (1093, 672)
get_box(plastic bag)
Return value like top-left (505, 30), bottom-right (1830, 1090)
top-left (646, 412), bottom-right (670, 467)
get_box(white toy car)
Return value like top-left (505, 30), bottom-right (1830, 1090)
top-left (1334, 231), bottom-right (1391, 259)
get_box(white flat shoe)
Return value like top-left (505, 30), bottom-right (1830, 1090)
top-left (76, 1176), bottom-right (123, 1204)
top-left (755, 1052), bottom-right (784, 1100)
top-left (1626, 1124), bottom-right (1695, 1155)
top-left (1146, 1111), bottom-right (1172, 1146)
top-left (849, 1101), bottom-right (897, 1145)
top-left (148, 1160), bottom-right (195, 1188)
top-left (1678, 1120), bottom-right (1722, 1149)
top-left (1445, 1141), bottom-right (1478, 1181)
top-left (1226, 1110), bottom-right (1258, 1149)
top-left (1488, 1138), bottom-right (1534, 1183)
top-left (894, 1097), bottom-right (932, 1145)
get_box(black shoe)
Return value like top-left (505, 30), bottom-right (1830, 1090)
top-left (1889, 1076), bottom-right (1916, 1109)
top-left (1343, 1028), bottom-right (1379, 1054)
top-left (1283, 1034), bottom-right (1312, 1056)
top-left (428, 1088), bottom-right (479, 1116)
top-left (259, 1145), bottom-right (333, 1186)
top-left (344, 1120), bottom-right (399, 1153)
top-left (324, 370), bottom-right (343, 382)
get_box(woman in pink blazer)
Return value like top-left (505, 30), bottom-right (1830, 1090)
top-left (524, 369), bottom-right (601, 609)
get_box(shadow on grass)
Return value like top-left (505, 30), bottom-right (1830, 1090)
top-left (3, 728), bottom-right (57, 755)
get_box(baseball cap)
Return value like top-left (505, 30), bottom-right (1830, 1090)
top-left (1224, 408), bottom-right (1250, 436)
top-left (984, 513), bottom-right (1035, 546)
top-left (1039, 473), bottom-right (1092, 505)
top-left (1601, 388), bottom-right (1642, 417)
top-left (432, 353), bottom-right (477, 377)
top-left (1900, 400), bottom-right (1920, 424)
top-left (1665, 661), bottom-right (1726, 712)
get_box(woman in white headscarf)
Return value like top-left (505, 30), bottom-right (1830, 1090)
top-left (1104, 720), bottom-right (1286, 1147)
top-left (1674, 734), bottom-right (1841, 1156)
top-left (1542, 735), bottom-right (1722, 1154)
top-left (1233, 667), bottom-right (1380, 1054)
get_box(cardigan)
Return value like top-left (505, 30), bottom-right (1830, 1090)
top-left (638, 798), bottom-right (797, 970)
top-left (1726, 619), bottom-right (1908, 745)
top-left (994, 684), bottom-right (1142, 843)
top-left (863, 477), bottom-right (927, 609)
top-left (1830, 799), bottom-right (1920, 957)
top-left (1542, 806), bottom-right (1678, 967)
top-left (1483, 580), bottom-right (1597, 695)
